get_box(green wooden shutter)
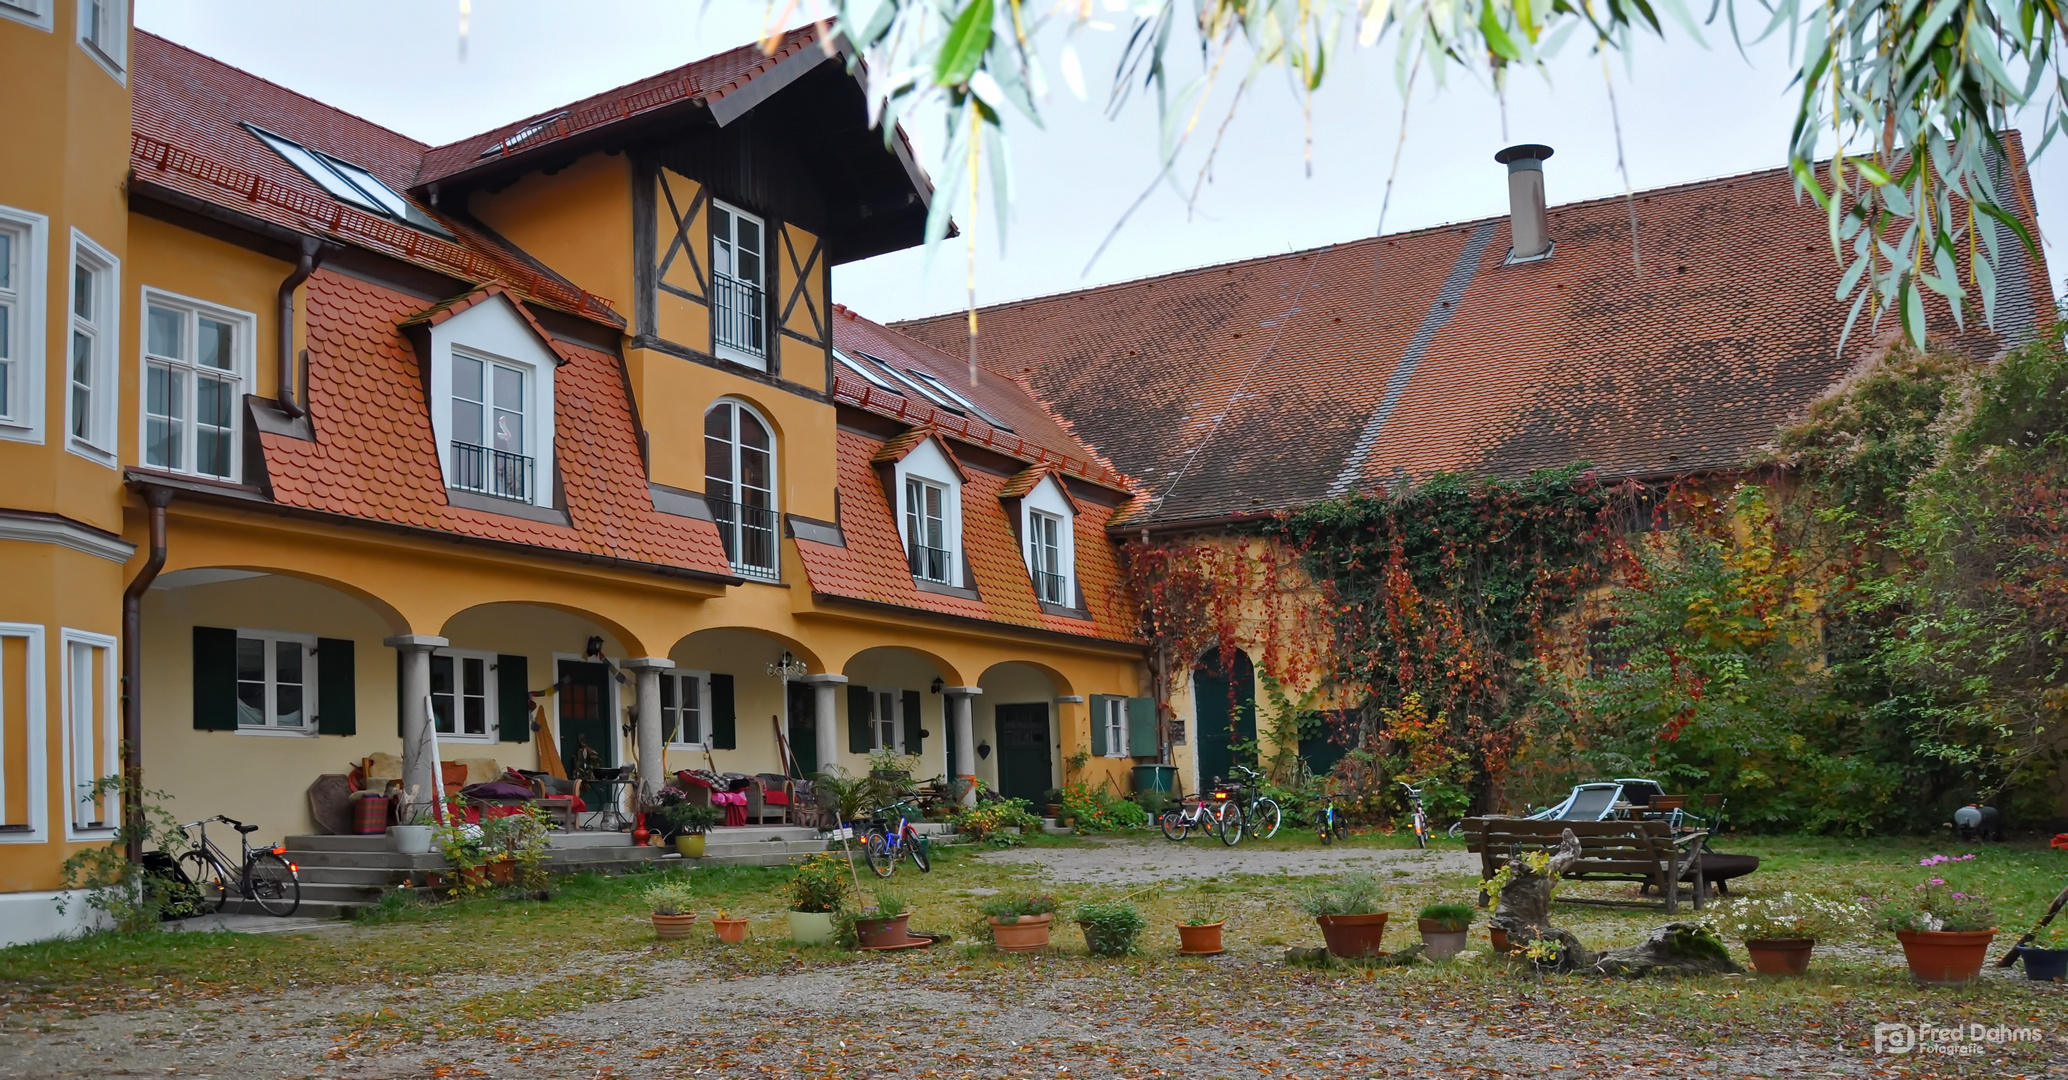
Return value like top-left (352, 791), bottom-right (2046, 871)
top-left (847, 685), bottom-right (872, 753)
top-left (1126, 696), bottom-right (1157, 759)
top-left (192, 626), bottom-right (238, 731)
top-left (315, 638), bottom-right (356, 736)
top-left (902, 689), bottom-right (923, 752)
top-left (496, 654), bottom-right (530, 743)
top-left (709, 673), bottom-right (736, 749)
top-left (1088, 694), bottom-right (1110, 757)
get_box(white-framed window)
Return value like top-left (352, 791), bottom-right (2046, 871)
top-left (430, 648), bottom-right (498, 744)
top-left (234, 629), bottom-right (317, 734)
top-left (0, 623), bottom-right (50, 844)
top-left (0, 0), bottom-right (54, 32)
top-left (75, 0), bottom-right (125, 82)
top-left (872, 687), bottom-right (904, 753)
top-left (425, 294), bottom-right (558, 510)
top-left (65, 231), bottom-right (118, 465)
top-left (1101, 696), bottom-right (1128, 759)
top-left (661, 669), bottom-right (710, 748)
top-left (705, 399), bottom-right (778, 579)
top-left (1020, 474), bottom-right (1077, 607)
top-left (141, 290), bottom-right (254, 481)
top-left (905, 477), bottom-right (951, 584)
top-left (60, 629), bottom-right (117, 838)
top-left (0, 207), bottom-right (48, 443)
top-left (449, 349), bottom-right (532, 502)
top-left (710, 200), bottom-right (766, 368)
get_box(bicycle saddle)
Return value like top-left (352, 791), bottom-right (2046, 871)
top-left (232, 822), bottom-right (259, 834)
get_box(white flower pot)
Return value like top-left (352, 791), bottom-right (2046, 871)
top-left (388, 824), bottom-right (433, 854)
top-left (788, 910), bottom-right (836, 945)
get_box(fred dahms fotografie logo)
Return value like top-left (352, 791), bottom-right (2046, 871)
top-left (1873, 1021), bottom-right (2046, 1057)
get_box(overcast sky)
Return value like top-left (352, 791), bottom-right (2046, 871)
top-left (136, 0), bottom-right (2064, 325)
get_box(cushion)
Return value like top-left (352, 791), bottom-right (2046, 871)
top-left (761, 790), bottom-right (791, 806)
top-left (362, 752), bottom-right (404, 780)
top-left (440, 761), bottom-right (469, 789)
top-left (456, 757), bottom-right (502, 786)
top-left (462, 780), bottom-right (535, 801)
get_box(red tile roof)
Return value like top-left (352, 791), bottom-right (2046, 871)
top-left (417, 23), bottom-right (831, 185)
top-left (895, 154), bottom-right (2055, 528)
top-left (794, 430), bottom-right (1135, 641)
top-left (260, 270), bottom-right (734, 577)
top-left (130, 32), bottom-right (620, 324)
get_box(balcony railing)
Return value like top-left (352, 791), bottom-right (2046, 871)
top-left (909, 543), bottom-right (952, 584)
top-left (1032, 569), bottom-right (1069, 605)
top-left (711, 273), bottom-right (765, 359)
top-left (710, 496), bottom-right (779, 579)
top-left (450, 441), bottom-right (534, 503)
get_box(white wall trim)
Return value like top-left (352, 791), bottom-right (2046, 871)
top-left (58, 627), bottom-right (118, 842)
top-left (0, 623), bottom-right (50, 844)
top-left (0, 512), bottom-right (135, 562)
top-left (0, 204), bottom-right (49, 443)
top-left (0, 889), bottom-right (109, 948)
top-left (74, 0), bottom-right (127, 84)
top-left (0, 0), bottom-right (57, 32)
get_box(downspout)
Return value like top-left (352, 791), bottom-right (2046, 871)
top-left (277, 237), bottom-right (323, 419)
top-left (120, 486), bottom-right (173, 865)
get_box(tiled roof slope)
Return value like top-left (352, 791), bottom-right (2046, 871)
top-left (130, 32), bottom-right (619, 324)
top-left (260, 270), bottom-right (734, 577)
top-left (793, 430), bottom-right (1134, 642)
top-left (418, 23), bottom-right (827, 183)
top-left (831, 308), bottom-right (1134, 492)
top-left (896, 157), bottom-right (2055, 527)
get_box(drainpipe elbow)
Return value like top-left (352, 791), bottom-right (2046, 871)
top-left (277, 237), bottom-right (323, 419)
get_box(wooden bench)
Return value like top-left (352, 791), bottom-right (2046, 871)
top-left (1463, 817), bottom-right (1709, 914)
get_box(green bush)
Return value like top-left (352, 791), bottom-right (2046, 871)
top-left (979, 893), bottom-right (1059, 922)
top-left (1298, 873), bottom-right (1385, 917)
top-left (785, 853), bottom-right (850, 913)
top-left (1060, 783), bottom-right (1151, 832)
top-left (1416, 902), bottom-right (1474, 929)
top-left (643, 880), bottom-right (697, 916)
top-left (1074, 901), bottom-right (1148, 956)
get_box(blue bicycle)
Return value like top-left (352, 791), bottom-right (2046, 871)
top-left (862, 802), bottom-right (931, 878)
top-left (1315, 788), bottom-right (1348, 845)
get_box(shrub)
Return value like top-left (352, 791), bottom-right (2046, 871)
top-left (979, 893), bottom-right (1059, 922)
top-left (1060, 783), bottom-right (1151, 833)
top-left (785, 852), bottom-right (850, 913)
top-left (1075, 901), bottom-right (1148, 956)
top-left (650, 799), bottom-right (723, 837)
top-left (952, 799), bottom-right (1043, 843)
top-left (868, 891), bottom-right (909, 917)
top-left (1718, 892), bottom-right (1869, 942)
top-left (1877, 873), bottom-right (1997, 934)
top-left (1417, 902), bottom-right (1475, 930)
top-left (1181, 897), bottom-right (1223, 926)
top-left (1298, 873), bottom-right (1385, 917)
top-left (643, 880), bottom-right (697, 916)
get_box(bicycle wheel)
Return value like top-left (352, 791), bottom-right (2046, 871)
top-left (1217, 803), bottom-right (1245, 847)
top-left (243, 851), bottom-right (300, 917)
top-left (904, 828), bottom-right (931, 873)
top-left (1159, 809), bottom-right (1189, 842)
top-left (863, 829), bottom-right (896, 878)
top-left (1446, 821), bottom-right (1465, 839)
top-left (177, 850), bottom-right (229, 913)
top-left (1316, 811), bottom-right (1334, 846)
top-left (1249, 798), bottom-right (1282, 840)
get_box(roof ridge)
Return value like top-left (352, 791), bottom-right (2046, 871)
top-left (135, 30), bottom-right (431, 152)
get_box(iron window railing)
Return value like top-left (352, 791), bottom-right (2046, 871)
top-left (450, 441), bottom-right (533, 503)
top-left (909, 543), bottom-right (952, 584)
top-left (711, 273), bottom-right (765, 358)
top-left (709, 496), bottom-right (779, 578)
top-left (1032, 569), bottom-right (1069, 605)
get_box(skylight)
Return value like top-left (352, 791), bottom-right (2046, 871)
top-left (480, 112), bottom-right (568, 158)
top-left (908, 369), bottom-right (1014, 432)
top-left (246, 125), bottom-right (453, 238)
top-left (835, 349), bottom-right (901, 393)
top-left (856, 352), bottom-right (962, 414)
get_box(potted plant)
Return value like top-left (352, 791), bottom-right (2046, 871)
top-left (1880, 871), bottom-right (1997, 985)
top-left (1042, 788), bottom-right (1065, 819)
top-left (710, 908), bottom-right (749, 944)
top-left (655, 802), bottom-right (723, 858)
top-left (1076, 900), bottom-right (1149, 957)
top-left (981, 893), bottom-right (1060, 952)
top-left (812, 770), bottom-right (872, 831)
top-left (1417, 903), bottom-right (1474, 960)
top-left (645, 879), bottom-right (698, 939)
top-left (1177, 898), bottom-right (1225, 956)
top-left (785, 852), bottom-right (849, 945)
top-left (479, 805), bottom-right (552, 889)
top-left (1725, 893), bottom-right (1863, 976)
top-left (387, 785), bottom-right (435, 854)
top-left (1299, 874), bottom-right (1390, 958)
top-left (854, 891), bottom-right (913, 949)
top-left (2015, 925), bottom-right (2068, 982)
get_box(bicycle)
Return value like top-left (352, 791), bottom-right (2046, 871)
top-left (1400, 781), bottom-right (1449, 849)
top-left (1219, 765), bottom-right (1282, 846)
top-left (1158, 790), bottom-right (1234, 842)
top-left (862, 802), bottom-right (932, 878)
top-left (1315, 790), bottom-right (1349, 845)
top-left (172, 815), bottom-right (301, 916)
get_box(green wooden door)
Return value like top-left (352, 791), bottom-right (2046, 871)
top-left (786, 679), bottom-right (817, 778)
top-left (994, 703), bottom-right (1052, 804)
top-left (1192, 649), bottom-right (1256, 790)
top-left (556, 660), bottom-right (614, 807)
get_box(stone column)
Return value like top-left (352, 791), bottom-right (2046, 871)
top-left (383, 633), bottom-right (449, 821)
top-left (805, 673), bottom-right (848, 779)
top-left (943, 686), bottom-right (983, 805)
top-left (619, 657), bottom-right (676, 805)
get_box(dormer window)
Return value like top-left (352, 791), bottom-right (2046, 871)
top-left (710, 201), bottom-right (766, 369)
top-left (449, 351), bottom-right (530, 502)
top-left (422, 292), bottom-right (559, 514)
top-left (1016, 472), bottom-right (1078, 607)
top-left (905, 478), bottom-right (951, 583)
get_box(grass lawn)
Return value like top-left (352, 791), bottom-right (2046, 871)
top-left (2, 829), bottom-right (2064, 1077)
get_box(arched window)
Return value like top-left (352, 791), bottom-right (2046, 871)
top-left (705, 400), bottom-right (777, 578)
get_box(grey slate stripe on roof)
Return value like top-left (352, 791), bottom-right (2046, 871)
top-left (1327, 222), bottom-right (1497, 496)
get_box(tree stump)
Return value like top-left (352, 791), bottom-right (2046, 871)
top-left (1587, 922), bottom-right (1742, 978)
top-left (1488, 828), bottom-right (1597, 972)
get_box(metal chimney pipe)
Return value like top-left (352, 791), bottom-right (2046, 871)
top-left (1495, 144), bottom-right (1555, 260)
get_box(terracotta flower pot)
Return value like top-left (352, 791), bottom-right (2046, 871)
top-left (988, 912), bottom-right (1054, 953)
top-left (651, 912), bottom-right (698, 939)
top-left (487, 859), bottom-right (514, 886)
top-left (1744, 937), bottom-right (1815, 976)
top-left (1896, 928), bottom-right (1996, 985)
top-left (855, 912), bottom-right (913, 949)
top-left (676, 833), bottom-right (706, 859)
top-left (1177, 921), bottom-right (1225, 955)
top-left (1488, 927), bottom-right (1521, 955)
top-left (710, 917), bottom-right (749, 944)
top-left (1315, 912), bottom-right (1390, 959)
top-left (1418, 919), bottom-right (1469, 961)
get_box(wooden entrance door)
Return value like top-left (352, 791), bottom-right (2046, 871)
top-left (557, 660), bottom-right (614, 810)
top-left (786, 679), bottom-right (817, 778)
top-left (995, 703), bottom-right (1052, 805)
top-left (1192, 649), bottom-right (1257, 790)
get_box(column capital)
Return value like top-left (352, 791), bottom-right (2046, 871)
top-left (941, 685), bottom-right (983, 697)
top-left (619, 657), bottom-right (677, 672)
top-left (1053, 695), bottom-right (1085, 704)
top-left (382, 634), bottom-right (449, 650)
top-left (804, 673), bottom-right (850, 686)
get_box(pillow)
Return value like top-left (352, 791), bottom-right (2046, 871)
top-left (362, 752), bottom-right (404, 780)
top-left (457, 757), bottom-right (502, 786)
